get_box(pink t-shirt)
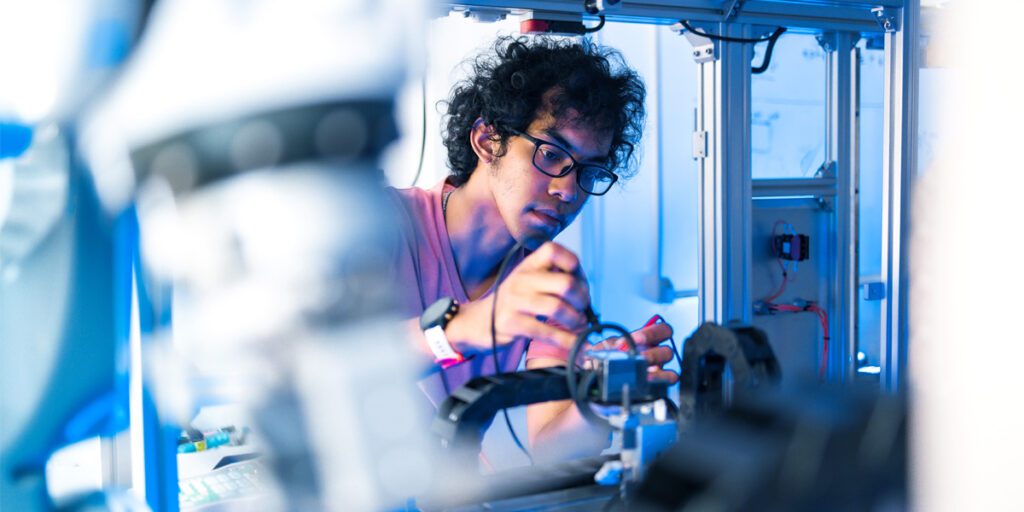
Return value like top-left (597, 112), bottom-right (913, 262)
top-left (389, 178), bottom-right (565, 408)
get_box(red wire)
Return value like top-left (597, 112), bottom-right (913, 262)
top-left (765, 220), bottom-right (829, 379)
top-left (614, 314), bottom-right (665, 351)
top-left (762, 275), bottom-right (788, 303)
top-left (769, 303), bottom-right (830, 379)
top-left (807, 304), bottom-right (830, 378)
top-left (644, 314), bottom-right (664, 328)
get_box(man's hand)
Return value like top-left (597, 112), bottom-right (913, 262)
top-left (446, 241), bottom-right (590, 355)
top-left (592, 321), bottom-right (679, 384)
top-left (525, 320), bottom-right (679, 463)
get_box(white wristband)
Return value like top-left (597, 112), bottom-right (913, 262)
top-left (425, 325), bottom-right (463, 367)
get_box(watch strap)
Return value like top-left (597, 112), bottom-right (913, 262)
top-left (424, 325), bottom-right (464, 368)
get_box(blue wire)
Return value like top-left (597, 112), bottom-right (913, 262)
top-left (667, 336), bottom-right (682, 368)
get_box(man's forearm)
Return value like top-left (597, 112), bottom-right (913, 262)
top-left (529, 399), bottom-right (611, 463)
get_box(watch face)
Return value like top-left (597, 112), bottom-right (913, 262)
top-left (420, 297), bottom-right (456, 330)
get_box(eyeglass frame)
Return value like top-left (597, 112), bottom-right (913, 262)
top-left (507, 128), bottom-right (619, 196)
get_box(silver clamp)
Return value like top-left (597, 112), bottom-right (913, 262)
top-left (671, 22), bottom-right (717, 63)
top-left (815, 160), bottom-right (838, 211)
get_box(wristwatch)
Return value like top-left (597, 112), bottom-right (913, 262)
top-left (420, 297), bottom-right (464, 368)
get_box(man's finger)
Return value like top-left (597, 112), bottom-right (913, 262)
top-left (631, 323), bottom-right (674, 347)
top-left (513, 293), bottom-right (586, 331)
top-left (514, 271), bottom-right (590, 312)
top-left (590, 337), bottom-right (619, 351)
top-left (521, 241), bottom-right (581, 275)
top-left (642, 346), bottom-right (675, 366)
top-left (647, 369), bottom-right (679, 385)
top-left (518, 315), bottom-right (578, 351)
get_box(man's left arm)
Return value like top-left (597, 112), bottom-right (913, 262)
top-left (525, 356), bottom-right (609, 464)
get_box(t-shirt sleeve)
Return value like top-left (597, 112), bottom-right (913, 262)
top-left (385, 187), bottom-right (429, 318)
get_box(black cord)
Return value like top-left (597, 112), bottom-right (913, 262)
top-left (679, 19), bottom-right (780, 43)
top-left (409, 73), bottom-right (428, 187)
top-left (566, 321), bottom-right (637, 427)
top-left (582, 15), bottom-right (606, 34)
top-left (647, 316), bottom-right (682, 370)
top-left (752, 27), bottom-right (787, 74)
top-left (491, 239), bottom-right (533, 464)
top-left (678, 21), bottom-right (787, 75)
top-left (573, 366), bottom-right (604, 426)
top-left (667, 336), bottom-right (682, 368)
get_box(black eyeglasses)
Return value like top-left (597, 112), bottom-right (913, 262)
top-left (509, 128), bottom-right (618, 196)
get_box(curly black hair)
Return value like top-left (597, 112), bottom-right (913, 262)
top-left (441, 36), bottom-right (646, 187)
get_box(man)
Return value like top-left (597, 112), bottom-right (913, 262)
top-left (391, 36), bottom-right (677, 463)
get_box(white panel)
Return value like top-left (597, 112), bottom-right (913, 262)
top-left (590, 22), bottom-right (700, 347)
top-left (382, 13), bottom-right (521, 189)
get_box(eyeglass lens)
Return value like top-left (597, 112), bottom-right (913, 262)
top-left (531, 142), bottom-right (614, 195)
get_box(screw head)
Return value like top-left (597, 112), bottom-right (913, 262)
top-left (704, 47), bottom-right (713, 55)
top-left (693, 50), bottom-right (700, 57)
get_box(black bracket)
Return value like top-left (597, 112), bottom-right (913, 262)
top-left (432, 367), bottom-right (577, 458)
top-left (678, 323), bottom-right (781, 425)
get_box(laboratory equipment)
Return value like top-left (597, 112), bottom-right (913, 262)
top-left (78, 1), bottom-right (433, 509)
top-left (0, 1), bottom-right (152, 510)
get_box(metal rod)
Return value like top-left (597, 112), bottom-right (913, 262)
top-left (821, 31), bottom-right (860, 383)
top-left (880, 1), bottom-right (918, 393)
top-left (694, 21), bottom-right (753, 324)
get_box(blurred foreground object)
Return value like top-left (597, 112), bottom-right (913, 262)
top-left (423, 322), bottom-right (904, 511)
top-left (910, 1), bottom-right (1024, 510)
top-left (79, 0), bottom-right (431, 510)
top-left (632, 384), bottom-right (906, 512)
top-left (0, 1), bottom-right (151, 510)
